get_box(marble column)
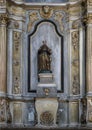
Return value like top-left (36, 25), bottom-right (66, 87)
top-left (0, 14), bottom-right (8, 94)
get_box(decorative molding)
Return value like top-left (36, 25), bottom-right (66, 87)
top-left (40, 6), bottom-right (53, 19)
top-left (71, 31), bottom-right (80, 95)
top-left (13, 31), bottom-right (21, 94)
top-left (72, 19), bottom-right (82, 29)
top-left (87, 14), bottom-right (92, 24)
top-left (28, 11), bottom-right (39, 32)
top-left (68, 3), bottom-right (81, 17)
top-left (53, 12), bottom-right (64, 32)
top-left (9, 6), bottom-right (25, 16)
top-left (0, 13), bottom-right (8, 25)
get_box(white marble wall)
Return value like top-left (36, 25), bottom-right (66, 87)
top-left (30, 22), bottom-right (62, 91)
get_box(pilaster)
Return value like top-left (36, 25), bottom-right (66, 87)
top-left (0, 13), bottom-right (8, 95)
top-left (86, 0), bottom-right (92, 126)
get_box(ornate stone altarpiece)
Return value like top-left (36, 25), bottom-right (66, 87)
top-left (0, 0), bottom-right (88, 128)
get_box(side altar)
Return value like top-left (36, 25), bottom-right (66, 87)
top-left (0, 0), bottom-right (91, 129)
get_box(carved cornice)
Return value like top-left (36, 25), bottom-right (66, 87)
top-left (0, 13), bottom-right (8, 25)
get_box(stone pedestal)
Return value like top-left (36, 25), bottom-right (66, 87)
top-left (38, 73), bottom-right (53, 83)
top-left (35, 98), bottom-right (58, 127)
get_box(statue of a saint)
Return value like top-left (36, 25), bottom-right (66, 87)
top-left (38, 41), bottom-right (52, 73)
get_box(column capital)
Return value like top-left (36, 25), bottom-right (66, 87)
top-left (0, 13), bottom-right (8, 25)
top-left (83, 14), bottom-right (92, 25)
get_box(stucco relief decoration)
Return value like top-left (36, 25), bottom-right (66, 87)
top-left (88, 99), bottom-right (92, 122)
top-left (53, 12), bottom-right (64, 32)
top-left (13, 31), bottom-right (21, 94)
top-left (0, 99), bottom-right (6, 122)
top-left (72, 31), bottom-right (79, 49)
top-left (40, 111), bottom-right (54, 125)
top-left (87, 14), bottom-right (92, 24)
top-left (9, 6), bottom-right (25, 17)
top-left (0, 0), bottom-right (6, 6)
top-left (40, 6), bottom-right (53, 19)
top-left (0, 13), bottom-right (8, 25)
top-left (28, 11), bottom-right (39, 32)
top-left (72, 20), bottom-right (82, 29)
top-left (71, 31), bottom-right (80, 95)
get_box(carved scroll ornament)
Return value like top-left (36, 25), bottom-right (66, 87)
top-left (28, 11), bottom-right (39, 32)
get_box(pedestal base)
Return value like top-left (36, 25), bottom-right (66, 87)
top-left (35, 98), bottom-right (58, 127)
top-left (38, 73), bottom-right (53, 83)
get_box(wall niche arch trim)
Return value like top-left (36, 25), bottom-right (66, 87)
top-left (28, 20), bottom-right (64, 92)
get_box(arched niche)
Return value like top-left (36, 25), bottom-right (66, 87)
top-left (28, 20), bottom-right (63, 92)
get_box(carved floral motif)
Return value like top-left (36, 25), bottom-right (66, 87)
top-left (13, 31), bottom-right (21, 94)
top-left (28, 11), bottom-right (39, 32)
